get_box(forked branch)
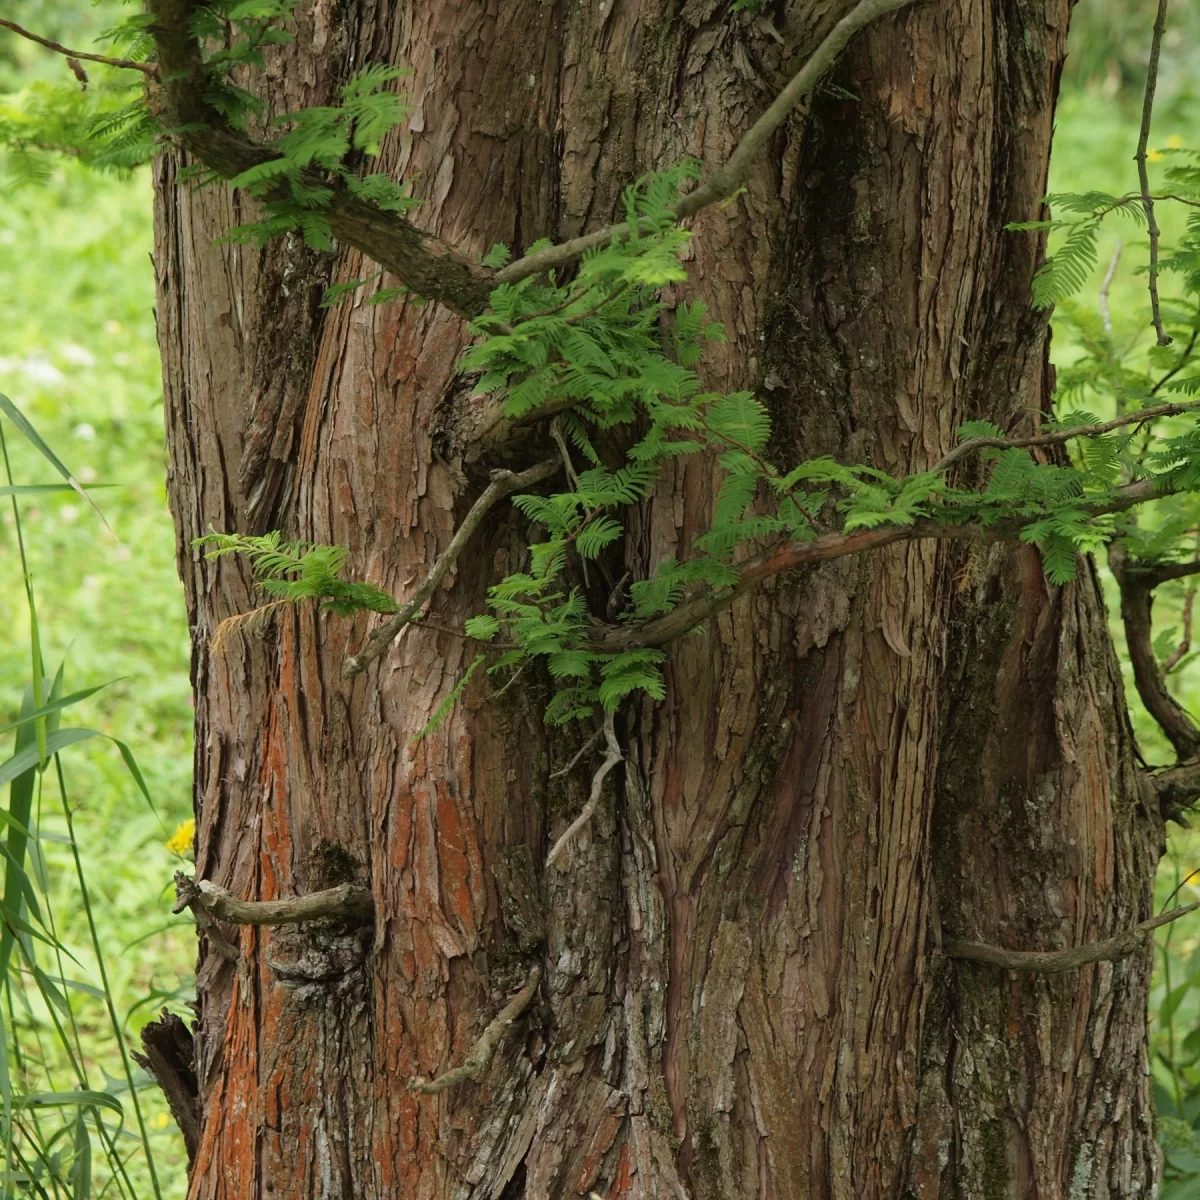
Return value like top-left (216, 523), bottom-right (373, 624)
top-left (173, 873), bottom-right (374, 925)
top-left (343, 458), bottom-right (559, 677)
top-left (944, 902), bottom-right (1199, 973)
top-left (408, 965), bottom-right (541, 1094)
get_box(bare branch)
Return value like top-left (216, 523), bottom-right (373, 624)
top-left (1099, 241), bottom-right (1122, 335)
top-left (931, 396), bottom-right (1200, 476)
top-left (145, 0), bottom-right (493, 318)
top-left (943, 902), bottom-right (1199, 973)
top-left (0, 18), bottom-right (157, 75)
top-left (173, 873), bottom-right (373, 925)
top-left (1110, 543), bottom-right (1200, 760)
top-left (1135, 0), bottom-right (1172, 347)
top-left (1152, 761), bottom-right (1200, 814)
top-left (1162, 583), bottom-right (1195, 673)
top-left (408, 965), bottom-right (541, 1094)
top-left (494, 0), bottom-right (918, 286)
top-left (343, 458), bottom-right (559, 678)
top-left (549, 726), bottom-right (603, 779)
top-left (545, 711), bottom-right (623, 870)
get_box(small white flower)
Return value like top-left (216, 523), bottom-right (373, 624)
top-left (58, 505), bottom-right (80, 524)
top-left (78, 466), bottom-right (97, 484)
top-left (21, 359), bottom-right (65, 386)
top-left (74, 423), bottom-right (96, 441)
top-left (60, 344), bottom-right (97, 368)
top-left (103, 320), bottom-right (123, 335)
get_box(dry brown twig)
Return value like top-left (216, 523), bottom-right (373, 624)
top-left (408, 965), bottom-right (541, 1094)
top-left (944, 902), bottom-right (1199, 973)
top-left (545, 710), bottom-right (624, 870)
top-left (0, 18), bottom-right (157, 76)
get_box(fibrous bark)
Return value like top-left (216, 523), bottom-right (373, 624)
top-left (152, 0), bottom-right (1163, 1197)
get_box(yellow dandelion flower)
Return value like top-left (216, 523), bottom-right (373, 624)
top-left (1147, 148), bottom-right (1164, 162)
top-left (154, 1112), bottom-right (170, 1129)
top-left (1166, 135), bottom-right (1183, 149)
top-left (165, 819), bottom-right (195, 856)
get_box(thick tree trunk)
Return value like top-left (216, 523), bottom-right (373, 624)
top-left (153, 0), bottom-right (1164, 1196)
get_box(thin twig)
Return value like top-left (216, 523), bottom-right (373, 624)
top-left (1151, 327), bottom-right (1200, 396)
top-left (0, 18), bottom-right (157, 75)
top-left (1163, 587), bottom-right (1196, 673)
top-left (931, 396), bottom-right (1200, 475)
top-left (343, 458), bottom-right (559, 677)
top-left (173, 873), bottom-right (374, 925)
top-left (494, 0), bottom-right (917, 286)
top-left (550, 727), bottom-right (604, 779)
top-left (1135, 0), bottom-right (1172, 347)
top-left (1110, 543), bottom-right (1200, 761)
top-left (408, 965), bottom-right (541, 1094)
top-left (943, 902), bottom-right (1199, 973)
top-left (1099, 241), bottom-right (1122, 335)
top-left (545, 711), bottom-right (623, 870)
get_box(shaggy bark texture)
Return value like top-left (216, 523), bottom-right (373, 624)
top-left (152, 0), bottom-right (1163, 1195)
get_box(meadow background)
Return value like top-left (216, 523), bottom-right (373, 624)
top-left (0, 0), bottom-right (1197, 1195)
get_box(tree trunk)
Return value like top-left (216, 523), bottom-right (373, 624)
top-left (152, 0), bottom-right (1164, 1196)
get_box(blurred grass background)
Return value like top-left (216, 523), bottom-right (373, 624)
top-left (0, 0), bottom-right (1198, 1195)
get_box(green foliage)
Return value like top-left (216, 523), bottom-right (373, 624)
top-left (195, 530), bottom-right (399, 616)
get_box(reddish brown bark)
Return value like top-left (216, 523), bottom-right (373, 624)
top-left (153, 0), bottom-right (1163, 1197)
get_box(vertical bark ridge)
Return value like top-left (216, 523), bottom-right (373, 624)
top-left (151, 0), bottom-right (1162, 1196)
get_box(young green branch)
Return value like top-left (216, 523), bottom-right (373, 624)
top-left (408, 965), bottom-right (541, 1094)
top-left (943, 901), bottom-right (1199, 973)
top-left (493, 0), bottom-right (919, 286)
top-left (343, 458), bottom-right (559, 678)
top-left (0, 17), bottom-right (157, 76)
top-left (1134, 0), bottom-right (1172, 346)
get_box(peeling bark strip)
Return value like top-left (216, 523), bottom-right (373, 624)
top-left (131, 1009), bottom-right (200, 1166)
top-left (174, 873), bottom-right (373, 924)
top-left (152, 0), bottom-right (1167, 1195)
top-left (944, 902), bottom-right (1199, 972)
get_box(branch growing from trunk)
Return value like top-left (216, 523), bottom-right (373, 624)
top-left (408, 965), bottom-right (541, 1094)
top-left (595, 477), bottom-right (1166, 651)
top-left (343, 458), bottom-right (559, 677)
top-left (494, 0), bottom-right (918, 285)
top-left (0, 18), bottom-right (157, 75)
top-left (943, 902), bottom-right (1199, 973)
top-left (1153, 761), bottom-right (1200, 814)
top-left (173, 873), bottom-right (374, 924)
top-left (545, 711), bottom-right (623, 870)
top-left (145, 0), bottom-right (493, 317)
top-left (1109, 543), bottom-right (1200, 761)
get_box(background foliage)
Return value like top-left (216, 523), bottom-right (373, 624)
top-left (0, 0), bottom-right (1197, 1195)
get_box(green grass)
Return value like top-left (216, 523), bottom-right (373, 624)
top-left (0, 163), bottom-right (193, 1195)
